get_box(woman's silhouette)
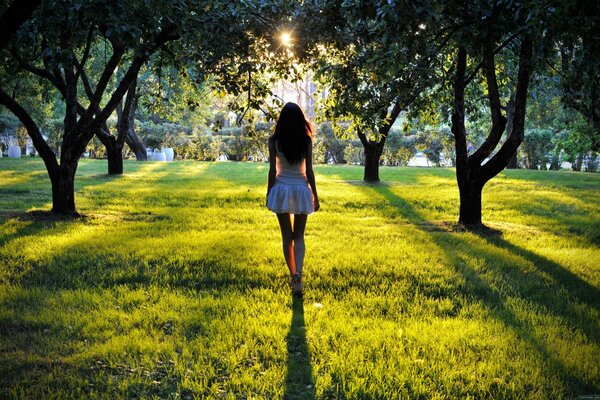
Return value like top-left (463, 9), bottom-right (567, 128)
top-left (266, 102), bottom-right (320, 296)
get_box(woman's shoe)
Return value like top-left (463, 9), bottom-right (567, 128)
top-left (291, 273), bottom-right (303, 297)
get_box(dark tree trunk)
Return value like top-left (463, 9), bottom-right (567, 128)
top-left (123, 95), bottom-right (146, 161)
top-left (125, 130), bottom-right (147, 161)
top-left (363, 143), bottom-right (384, 182)
top-left (549, 150), bottom-right (560, 170)
top-left (357, 102), bottom-right (403, 183)
top-left (50, 162), bottom-right (78, 215)
top-left (506, 153), bottom-right (518, 169)
top-left (505, 94), bottom-right (518, 169)
top-left (107, 139), bottom-right (124, 174)
top-left (95, 124), bottom-right (124, 174)
top-left (458, 182), bottom-right (483, 225)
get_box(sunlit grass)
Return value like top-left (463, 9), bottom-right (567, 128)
top-left (0, 158), bottom-right (599, 399)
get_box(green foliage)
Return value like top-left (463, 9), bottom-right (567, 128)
top-left (343, 140), bottom-right (364, 165)
top-left (137, 121), bottom-right (192, 151)
top-left (0, 113), bottom-right (18, 151)
top-left (0, 159), bottom-right (599, 398)
top-left (299, 0), bottom-right (442, 142)
top-left (189, 132), bottom-right (223, 161)
top-left (313, 122), bottom-right (347, 164)
top-left (521, 129), bottom-right (554, 170)
top-left (382, 129), bottom-right (417, 166)
top-left (416, 128), bottom-right (454, 167)
top-left (559, 115), bottom-right (599, 172)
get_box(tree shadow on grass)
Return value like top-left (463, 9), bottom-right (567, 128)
top-left (9, 233), bottom-right (271, 292)
top-left (0, 210), bottom-right (78, 245)
top-left (363, 182), bottom-right (599, 394)
top-left (285, 296), bottom-right (315, 400)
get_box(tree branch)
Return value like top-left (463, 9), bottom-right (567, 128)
top-left (0, 86), bottom-right (58, 173)
top-left (75, 26), bottom-right (94, 80)
top-left (357, 127), bottom-right (370, 148)
top-left (10, 47), bottom-right (65, 92)
top-left (379, 100), bottom-right (402, 136)
top-left (464, 27), bottom-right (526, 86)
top-left (480, 34), bottom-right (533, 181)
top-left (452, 46), bottom-right (468, 169)
top-left (117, 79), bottom-right (137, 146)
top-left (468, 32), bottom-right (507, 168)
top-left (80, 69), bottom-right (95, 99)
top-left (62, 56), bottom-right (79, 155)
top-left (77, 45), bottom-right (125, 128)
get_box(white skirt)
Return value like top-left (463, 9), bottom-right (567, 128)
top-left (267, 180), bottom-right (314, 214)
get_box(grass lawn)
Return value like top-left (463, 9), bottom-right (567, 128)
top-left (0, 158), bottom-right (599, 399)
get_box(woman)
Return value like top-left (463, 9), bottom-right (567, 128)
top-left (266, 102), bottom-right (320, 296)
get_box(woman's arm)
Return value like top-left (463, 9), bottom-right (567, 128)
top-left (305, 140), bottom-right (320, 211)
top-left (266, 138), bottom-right (277, 203)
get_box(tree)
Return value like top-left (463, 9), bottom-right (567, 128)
top-left (300, 0), bottom-right (446, 181)
top-left (450, 3), bottom-right (534, 225)
top-left (0, 0), bottom-right (183, 214)
top-left (521, 128), bottom-right (553, 169)
top-left (1, 0), bottom-right (292, 215)
top-left (79, 46), bottom-right (147, 169)
top-left (551, 1), bottom-right (600, 151)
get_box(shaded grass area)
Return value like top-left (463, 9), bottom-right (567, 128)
top-left (0, 158), bottom-right (599, 399)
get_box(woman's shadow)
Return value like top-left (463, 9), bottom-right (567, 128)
top-left (284, 296), bottom-right (316, 400)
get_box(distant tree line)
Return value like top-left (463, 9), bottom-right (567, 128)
top-left (2, 110), bottom-right (598, 172)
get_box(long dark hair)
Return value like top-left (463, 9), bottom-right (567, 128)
top-left (270, 102), bottom-right (313, 165)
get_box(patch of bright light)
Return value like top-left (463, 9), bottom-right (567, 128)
top-left (280, 32), bottom-right (292, 47)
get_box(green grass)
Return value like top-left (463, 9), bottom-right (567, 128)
top-left (0, 158), bottom-right (599, 399)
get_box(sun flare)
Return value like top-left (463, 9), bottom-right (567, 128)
top-left (280, 31), bottom-right (292, 47)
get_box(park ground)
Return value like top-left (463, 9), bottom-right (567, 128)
top-left (0, 158), bottom-right (599, 399)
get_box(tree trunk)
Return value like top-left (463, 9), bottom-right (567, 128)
top-left (106, 139), bottom-right (124, 174)
top-left (505, 95), bottom-right (519, 169)
top-left (96, 126), bottom-right (124, 175)
top-left (506, 153), bottom-right (518, 168)
top-left (363, 143), bottom-right (383, 182)
top-left (451, 34), bottom-right (533, 227)
top-left (50, 162), bottom-right (78, 215)
top-left (357, 102), bottom-right (402, 183)
top-left (458, 182), bottom-right (483, 225)
top-left (549, 150), bottom-right (560, 170)
top-left (118, 88), bottom-right (146, 161)
top-left (125, 130), bottom-right (147, 161)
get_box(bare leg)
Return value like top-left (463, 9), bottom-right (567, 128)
top-left (277, 213), bottom-right (296, 276)
top-left (293, 214), bottom-right (308, 278)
